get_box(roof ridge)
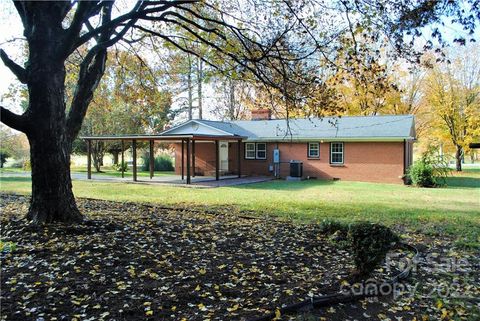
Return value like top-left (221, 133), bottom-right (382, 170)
top-left (231, 114), bottom-right (413, 122)
top-left (195, 119), bottom-right (233, 124)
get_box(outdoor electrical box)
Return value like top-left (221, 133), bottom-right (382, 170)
top-left (273, 149), bottom-right (280, 163)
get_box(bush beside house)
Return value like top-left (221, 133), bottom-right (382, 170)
top-left (141, 154), bottom-right (174, 172)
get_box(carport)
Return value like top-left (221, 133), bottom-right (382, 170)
top-left (80, 134), bottom-right (245, 185)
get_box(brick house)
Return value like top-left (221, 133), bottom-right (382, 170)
top-left (164, 112), bottom-right (416, 184)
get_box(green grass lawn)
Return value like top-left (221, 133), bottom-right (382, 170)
top-left (1, 168), bottom-right (479, 246)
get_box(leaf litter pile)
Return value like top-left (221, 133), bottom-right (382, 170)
top-left (1, 194), bottom-right (354, 321)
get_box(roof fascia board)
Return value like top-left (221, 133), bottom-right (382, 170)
top-left (244, 137), bottom-right (414, 142)
top-left (161, 120), bottom-right (233, 136)
top-left (81, 135), bottom-right (195, 140)
top-left (159, 120), bottom-right (195, 135)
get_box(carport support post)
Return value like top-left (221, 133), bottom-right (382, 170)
top-left (215, 140), bottom-right (219, 181)
top-left (121, 140), bottom-right (125, 178)
top-left (149, 139), bottom-right (154, 179)
top-left (237, 139), bottom-right (242, 178)
top-left (132, 139), bottom-right (137, 182)
top-left (192, 139), bottom-right (196, 177)
top-left (87, 139), bottom-right (91, 179)
top-left (181, 139), bottom-right (184, 180)
top-left (186, 138), bottom-right (191, 184)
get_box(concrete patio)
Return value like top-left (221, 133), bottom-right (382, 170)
top-left (0, 171), bottom-right (274, 188)
top-left (75, 173), bottom-right (274, 188)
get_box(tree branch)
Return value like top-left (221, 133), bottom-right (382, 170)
top-left (0, 49), bottom-right (27, 84)
top-left (66, 3), bottom-right (115, 141)
top-left (0, 106), bottom-right (29, 133)
top-left (61, 1), bottom-right (103, 56)
top-left (71, 1), bottom-right (195, 52)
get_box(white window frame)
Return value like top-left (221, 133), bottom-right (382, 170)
top-left (245, 142), bottom-right (256, 159)
top-left (308, 142), bottom-right (320, 158)
top-left (330, 142), bottom-right (344, 164)
top-left (256, 143), bottom-right (267, 160)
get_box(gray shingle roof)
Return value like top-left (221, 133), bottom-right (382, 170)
top-left (195, 115), bottom-right (415, 141)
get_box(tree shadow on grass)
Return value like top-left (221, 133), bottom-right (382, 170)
top-left (445, 176), bottom-right (480, 189)
top-left (233, 178), bottom-right (336, 191)
top-left (0, 176), bottom-right (31, 183)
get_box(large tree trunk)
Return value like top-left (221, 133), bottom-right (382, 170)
top-left (25, 64), bottom-right (83, 224)
top-left (27, 131), bottom-right (82, 224)
top-left (455, 145), bottom-right (463, 172)
top-left (24, 23), bottom-right (83, 224)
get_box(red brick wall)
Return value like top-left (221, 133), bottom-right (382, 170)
top-left (175, 141), bottom-right (407, 184)
top-left (272, 142), bottom-right (405, 184)
top-left (174, 142), bottom-right (217, 176)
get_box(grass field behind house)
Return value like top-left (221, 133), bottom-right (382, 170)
top-left (1, 167), bottom-right (479, 247)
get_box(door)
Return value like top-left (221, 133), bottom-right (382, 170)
top-left (219, 141), bottom-right (229, 172)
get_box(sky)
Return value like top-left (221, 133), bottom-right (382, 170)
top-left (0, 2), bottom-right (24, 113)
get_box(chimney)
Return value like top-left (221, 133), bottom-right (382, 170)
top-left (251, 108), bottom-right (272, 121)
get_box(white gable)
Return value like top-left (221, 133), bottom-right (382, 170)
top-left (161, 120), bottom-right (233, 136)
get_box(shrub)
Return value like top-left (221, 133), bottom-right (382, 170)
top-left (141, 154), bottom-right (174, 172)
top-left (22, 159), bottom-right (31, 171)
top-left (408, 160), bottom-right (435, 187)
top-left (319, 220), bottom-right (399, 279)
top-left (407, 146), bottom-right (451, 187)
top-left (348, 222), bottom-right (399, 279)
top-left (112, 161), bottom-right (128, 172)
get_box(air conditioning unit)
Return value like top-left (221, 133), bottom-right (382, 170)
top-left (289, 160), bottom-right (303, 177)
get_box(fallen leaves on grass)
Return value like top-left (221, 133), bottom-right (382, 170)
top-left (0, 194), bottom-right (353, 321)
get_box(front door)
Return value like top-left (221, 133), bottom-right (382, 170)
top-left (219, 141), bottom-right (229, 172)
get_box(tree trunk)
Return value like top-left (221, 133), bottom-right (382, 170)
top-left (27, 132), bottom-right (82, 224)
top-left (187, 54), bottom-right (193, 120)
top-left (112, 151), bottom-right (119, 165)
top-left (455, 145), bottom-right (463, 172)
top-left (92, 141), bottom-right (104, 172)
top-left (228, 78), bottom-right (236, 120)
top-left (197, 57), bottom-right (203, 120)
top-left (24, 35), bottom-right (83, 224)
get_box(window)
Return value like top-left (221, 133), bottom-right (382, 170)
top-left (330, 142), bottom-right (344, 164)
top-left (256, 143), bottom-right (267, 159)
top-left (245, 142), bottom-right (267, 160)
top-left (308, 142), bottom-right (320, 158)
top-left (245, 143), bottom-right (255, 159)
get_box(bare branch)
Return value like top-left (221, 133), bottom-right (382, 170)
top-left (133, 25), bottom-right (222, 71)
top-left (71, 1), bottom-right (196, 52)
top-left (61, 1), bottom-right (104, 56)
top-left (0, 49), bottom-right (27, 84)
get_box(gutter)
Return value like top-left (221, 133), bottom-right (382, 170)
top-left (244, 136), bottom-right (416, 143)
